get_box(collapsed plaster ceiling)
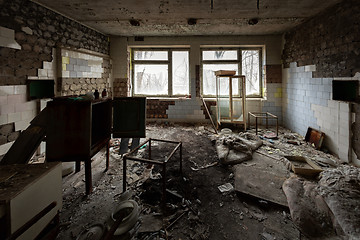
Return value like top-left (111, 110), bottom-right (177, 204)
top-left (32, 0), bottom-right (343, 36)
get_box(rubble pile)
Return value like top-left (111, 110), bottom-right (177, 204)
top-left (215, 130), bottom-right (263, 165)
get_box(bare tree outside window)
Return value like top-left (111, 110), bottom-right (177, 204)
top-left (132, 50), bottom-right (189, 96)
top-left (202, 48), bottom-right (261, 97)
top-left (172, 51), bottom-right (189, 95)
top-left (203, 64), bottom-right (238, 96)
top-left (242, 50), bottom-right (260, 96)
top-left (134, 64), bottom-right (168, 95)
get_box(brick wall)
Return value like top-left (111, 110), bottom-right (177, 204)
top-left (0, 0), bottom-right (109, 85)
top-left (113, 78), bottom-right (130, 97)
top-left (147, 99), bottom-right (175, 119)
top-left (266, 65), bottom-right (282, 83)
top-left (282, 0), bottom-right (360, 78)
top-left (0, 0), bottom-right (110, 158)
top-left (59, 49), bottom-right (111, 97)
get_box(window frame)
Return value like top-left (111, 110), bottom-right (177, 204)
top-left (201, 47), bottom-right (263, 98)
top-left (131, 48), bottom-right (190, 97)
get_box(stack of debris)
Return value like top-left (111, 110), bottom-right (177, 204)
top-left (215, 129), bottom-right (263, 165)
top-left (214, 126), bottom-right (360, 239)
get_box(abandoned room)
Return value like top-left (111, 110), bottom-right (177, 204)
top-left (0, 0), bottom-right (360, 239)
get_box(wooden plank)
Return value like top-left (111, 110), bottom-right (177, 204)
top-left (285, 156), bottom-right (322, 177)
top-left (0, 125), bottom-right (46, 165)
top-left (200, 96), bottom-right (218, 134)
top-left (234, 152), bottom-right (289, 207)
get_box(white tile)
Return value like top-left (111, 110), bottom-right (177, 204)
top-left (38, 69), bottom-right (48, 77)
top-left (0, 141), bottom-right (14, 156)
top-left (0, 96), bottom-right (7, 105)
top-left (14, 85), bottom-right (27, 94)
top-left (21, 110), bottom-right (36, 121)
top-left (304, 65), bottom-right (316, 72)
top-left (0, 26), bottom-right (14, 38)
top-left (8, 94), bottom-right (26, 104)
top-left (0, 86), bottom-right (15, 96)
top-left (0, 114), bottom-right (8, 125)
top-left (62, 71), bottom-right (70, 78)
top-left (0, 104), bottom-right (15, 115)
top-left (43, 61), bottom-right (53, 70)
top-left (0, 36), bottom-right (21, 49)
top-left (8, 112), bottom-right (21, 122)
top-left (340, 102), bottom-right (349, 113)
top-left (15, 120), bottom-right (30, 131)
top-left (25, 101), bottom-right (37, 111)
top-left (15, 103), bottom-right (28, 112)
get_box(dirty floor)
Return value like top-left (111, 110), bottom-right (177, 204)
top-left (56, 123), bottom-right (341, 240)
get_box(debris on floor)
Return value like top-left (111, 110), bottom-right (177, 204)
top-left (55, 123), bottom-right (356, 240)
top-left (218, 183), bottom-right (234, 193)
top-left (215, 130), bottom-right (263, 165)
top-left (282, 175), bottom-right (334, 238)
top-left (234, 152), bottom-right (289, 207)
top-left (317, 165), bottom-right (360, 239)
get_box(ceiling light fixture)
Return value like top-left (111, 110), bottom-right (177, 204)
top-left (129, 19), bottom-right (140, 26)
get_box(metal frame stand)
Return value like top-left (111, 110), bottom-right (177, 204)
top-left (122, 138), bottom-right (182, 204)
top-left (248, 112), bottom-right (278, 136)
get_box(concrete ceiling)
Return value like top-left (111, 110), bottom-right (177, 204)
top-left (32, 0), bottom-right (343, 36)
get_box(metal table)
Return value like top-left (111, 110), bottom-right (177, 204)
top-left (247, 112), bottom-right (278, 136)
top-left (123, 138), bottom-right (182, 203)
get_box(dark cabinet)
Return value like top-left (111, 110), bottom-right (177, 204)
top-left (45, 97), bottom-right (146, 194)
top-left (46, 98), bottom-right (112, 194)
top-left (113, 97), bottom-right (146, 138)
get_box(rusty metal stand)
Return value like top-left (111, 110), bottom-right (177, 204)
top-left (122, 138), bottom-right (182, 204)
top-left (248, 112), bottom-right (278, 136)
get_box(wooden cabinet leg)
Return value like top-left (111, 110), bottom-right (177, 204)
top-left (75, 161), bottom-right (81, 172)
top-left (105, 140), bottom-right (110, 171)
top-left (85, 159), bottom-right (92, 195)
top-left (123, 157), bottom-right (127, 192)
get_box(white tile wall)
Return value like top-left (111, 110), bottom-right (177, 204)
top-left (61, 49), bottom-right (104, 78)
top-left (283, 62), bottom-right (355, 163)
top-left (0, 85), bottom-right (38, 133)
top-left (0, 26), bottom-right (21, 49)
top-left (166, 98), bottom-right (205, 121)
top-left (0, 141), bottom-right (14, 156)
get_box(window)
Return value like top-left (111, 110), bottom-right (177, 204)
top-left (201, 48), bottom-right (262, 97)
top-left (132, 49), bottom-right (189, 96)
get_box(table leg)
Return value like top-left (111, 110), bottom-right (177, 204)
top-left (179, 143), bottom-right (183, 175)
top-left (162, 163), bottom-right (167, 204)
top-left (105, 140), bottom-right (109, 171)
top-left (123, 157), bottom-right (127, 192)
top-left (255, 117), bottom-right (258, 135)
top-left (75, 161), bottom-right (81, 172)
top-left (85, 158), bottom-right (92, 195)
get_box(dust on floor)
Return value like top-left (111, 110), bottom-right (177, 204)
top-left (56, 123), bottom-right (343, 240)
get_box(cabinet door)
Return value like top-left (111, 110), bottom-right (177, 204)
top-left (46, 101), bottom-right (92, 161)
top-left (112, 97), bottom-right (146, 138)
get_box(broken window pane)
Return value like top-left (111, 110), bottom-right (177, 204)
top-left (202, 50), bottom-right (238, 61)
top-left (242, 50), bottom-right (260, 96)
top-left (134, 51), bottom-right (168, 60)
top-left (172, 51), bottom-right (189, 95)
top-left (202, 64), bottom-right (239, 96)
top-left (134, 64), bottom-right (168, 95)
